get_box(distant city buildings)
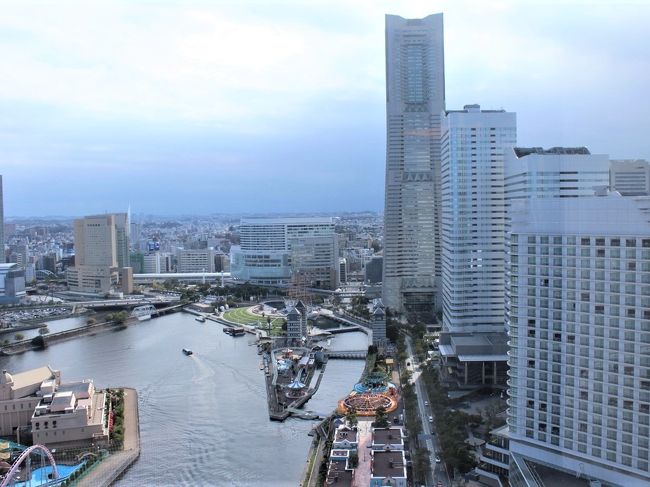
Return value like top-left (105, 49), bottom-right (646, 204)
top-left (176, 248), bottom-right (215, 273)
top-left (67, 213), bottom-right (131, 295)
top-left (230, 217), bottom-right (339, 289)
top-left (507, 192), bottom-right (650, 486)
top-left (610, 159), bottom-right (650, 196)
top-left (0, 263), bottom-right (26, 304)
top-left (382, 13), bottom-right (445, 318)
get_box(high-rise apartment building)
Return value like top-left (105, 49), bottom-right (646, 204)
top-left (610, 159), bottom-right (650, 196)
top-left (507, 192), bottom-right (650, 486)
top-left (230, 217), bottom-right (339, 289)
top-left (382, 13), bottom-right (445, 317)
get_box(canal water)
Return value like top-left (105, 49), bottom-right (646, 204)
top-left (0, 313), bottom-right (365, 486)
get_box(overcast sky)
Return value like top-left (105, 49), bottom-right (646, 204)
top-left (1, 0), bottom-right (649, 217)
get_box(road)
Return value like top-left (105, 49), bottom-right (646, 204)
top-left (405, 334), bottom-right (452, 487)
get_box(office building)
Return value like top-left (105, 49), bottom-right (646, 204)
top-left (505, 147), bottom-right (610, 205)
top-left (0, 263), bottom-right (26, 304)
top-left (230, 217), bottom-right (338, 289)
top-left (507, 192), bottom-right (650, 486)
top-left (382, 13), bottom-right (445, 317)
top-left (177, 249), bottom-right (216, 273)
top-left (114, 213), bottom-right (131, 268)
top-left (67, 213), bottom-right (131, 294)
top-left (610, 159), bottom-right (650, 196)
top-left (438, 105), bottom-right (515, 387)
top-left (365, 256), bottom-right (383, 284)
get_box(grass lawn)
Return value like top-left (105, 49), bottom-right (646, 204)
top-left (222, 307), bottom-right (285, 335)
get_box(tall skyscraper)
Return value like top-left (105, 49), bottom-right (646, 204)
top-left (437, 105), bottom-right (515, 387)
top-left (68, 213), bottom-right (131, 294)
top-left (610, 159), bottom-right (650, 196)
top-left (0, 175), bottom-right (4, 263)
top-left (382, 13), bottom-right (445, 318)
top-left (507, 192), bottom-right (650, 486)
top-left (441, 105), bottom-right (516, 333)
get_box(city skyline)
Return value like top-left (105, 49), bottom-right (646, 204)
top-left (2, 1), bottom-right (649, 218)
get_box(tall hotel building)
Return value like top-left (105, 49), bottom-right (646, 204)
top-left (382, 14), bottom-right (445, 317)
top-left (230, 217), bottom-right (339, 290)
top-left (507, 192), bottom-right (650, 486)
top-left (437, 105), bottom-right (515, 386)
top-left (67, 213), bottom-right (130, 294)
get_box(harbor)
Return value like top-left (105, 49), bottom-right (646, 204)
top-left (0, 311), bottom-right (365, 486)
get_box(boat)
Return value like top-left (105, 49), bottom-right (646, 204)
top-left (131, 304), bottom-right (156, 321)
top-left (223, 327), bottom-right (245, 337)
top-left (182, 348), bottom-right (193, 356)
top-left (195, 316), bottom-right (206, 322)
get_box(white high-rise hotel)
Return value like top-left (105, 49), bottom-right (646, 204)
top-left (507, 193), bottom-right (650, 486)
top-left (382, 14), bottom-right (445, 316)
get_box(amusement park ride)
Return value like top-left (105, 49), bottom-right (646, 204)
top-left (0, 444), bottom-right (58, 487)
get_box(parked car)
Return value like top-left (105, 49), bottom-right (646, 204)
top-left (424, 400), bottom-right (429, 406)
top-left (428, 415), bottom-right (433, 423)
top-left (435, 455), bottom-right (441, 463)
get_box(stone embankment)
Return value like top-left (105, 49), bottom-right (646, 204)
top-left (78, 388), bottom-right (141, 487)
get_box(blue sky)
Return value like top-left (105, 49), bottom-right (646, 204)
top-left (1, 0), bottom-right (649, 216)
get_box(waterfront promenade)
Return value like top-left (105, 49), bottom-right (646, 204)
top-left (79, 388), bottom-right (140, 487)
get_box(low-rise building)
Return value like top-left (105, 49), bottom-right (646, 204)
top-left (332, 424), bottom-right (358, 450)
top-left (370, 449), bottom-right (407, 487)
top-left (325, 450), bottom-right (354, 486)
top-left (0, 366), bottom-right (59, 438)
top-left (0, 263), bottom-right (26, 304)
top-left (372, 427), bottom-right (404, 451)
top-left (476, 424), bottom-right (510, 487)
top-left (31, 379), bottom-right (109, 448)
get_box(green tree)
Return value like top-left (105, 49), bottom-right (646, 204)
top-left (374, 405), bottom-right (389, 428)
top-left (38, 326), bottom-right (50, 335)
top-left (345, 408), bottom-right (358, 427)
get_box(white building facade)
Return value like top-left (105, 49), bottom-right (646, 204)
top-left (441, 105), bottom-right (516, 333)
top-left (230, 217), bottom-right (339, 289)
top-left (176, 249), bottom-right (216, 273)
top-left (507, 193), bottom-right (650, 486)
top-left (610, 159), bottom-right (650, 196)
top-left (382, 13), bottom-right (445, 317)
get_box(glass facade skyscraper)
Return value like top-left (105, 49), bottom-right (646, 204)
top-left (382, 13), bottom-right (445, 318)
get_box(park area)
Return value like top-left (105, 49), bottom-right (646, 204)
top-left (222, 307), bottom-right (285, 335)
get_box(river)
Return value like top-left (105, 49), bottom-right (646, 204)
top-left (0, 312), bottom-right (366, 486)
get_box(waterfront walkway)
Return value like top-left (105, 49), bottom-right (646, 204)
top-left (79, 388), bottom-right (140, 487)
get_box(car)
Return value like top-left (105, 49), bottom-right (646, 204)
top-left (428, 415), bottom-right (433, 423)
top-left (435, 455), bottom-right (441, 463)
top-left (424, 400), bottom-right (429, 406)
top-left (437, 482), bottom-right (443, 487)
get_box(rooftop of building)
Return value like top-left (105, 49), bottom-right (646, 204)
top-left (326, 458), bottom-right (353, 486)
top-left (0, 366), bottom-right (56, 392)
top-left (513, 147), bottom-right (590, 157)
top-left (372, 450), bottom-right (406, 478)
top-left (240, 217), bottom-right (334, 225)
top-left (372, 427), bottom-right (403, 445)
top-left (334, 426), bottom-right (358, 443)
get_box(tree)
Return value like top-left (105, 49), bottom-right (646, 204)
top-left (31, 335), bottom-right (46, 349)
top-left (38, 326), bottom-right (50, 335)
top-left (345, 408), bottom-right (358, 427)
top-left (374, 406), bottom-right (389, 428)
